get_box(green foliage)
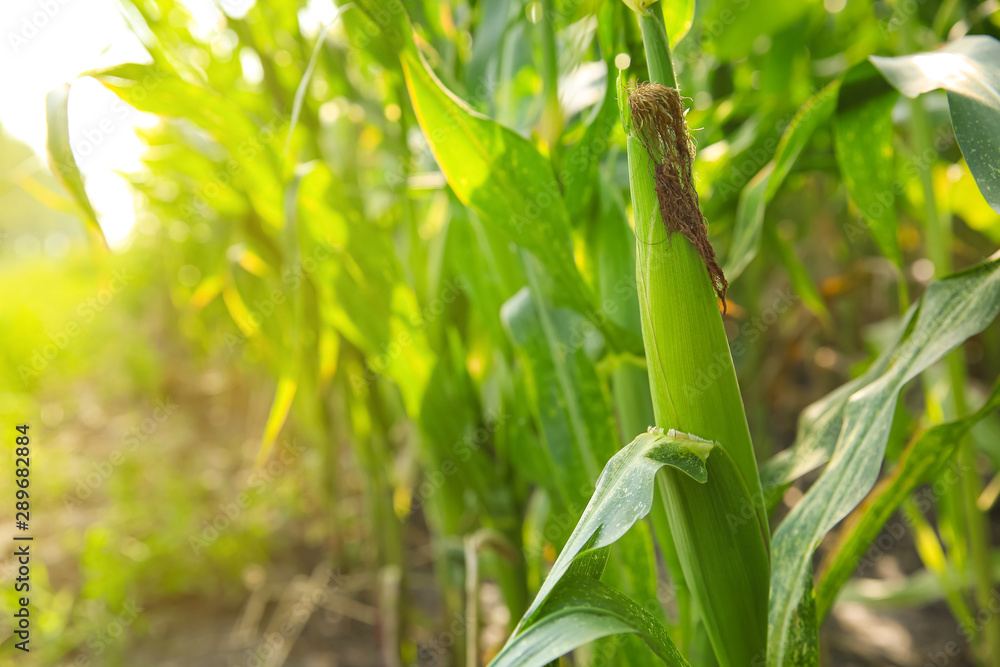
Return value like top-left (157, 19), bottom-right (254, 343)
top-left (872, 36), bottom-right (1000, 215)
top-left (817, 379), bottom-right (1000, 620)
top-left (491, 575), bottom-right (690, 667)
top-left (834, 63), bottom-right (903, 268)
top-left (768, 257), bottom-right (1000, 665)
top-left (18, 0), bottom-right (1000, 665)
top-left (45, 84), bottom-right (106, 251)
top-left (724, 82), bottom-right (839, 282)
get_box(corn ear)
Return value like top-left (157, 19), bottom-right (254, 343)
top-left (616, 12), bottom-right (770, 664)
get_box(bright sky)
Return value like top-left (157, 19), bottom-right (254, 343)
top-left (0, 0), bottom-right (154, 247)
top-left (0, 0), bottom-right (342, 249)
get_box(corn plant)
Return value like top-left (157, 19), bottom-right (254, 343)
top-left (42, 0), bottom-right (1000, 664)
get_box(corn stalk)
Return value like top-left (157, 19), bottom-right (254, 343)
top-left (617, 4), bottom-right (770, 665)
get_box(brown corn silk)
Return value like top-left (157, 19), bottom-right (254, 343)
top-left (628, 83), bottom-right (728, 311)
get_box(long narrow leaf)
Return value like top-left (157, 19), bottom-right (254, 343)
top-left (816, 379), bottom-right (1000, 619)
top-left (724, 83), bottom-right (839, 281)
top-left (871, 35), bottom-right (1000, 215)
top-left (490, 575), bottom-right (690, 667)
top-left (45, 83), bottom-right (108, 251)
top-left (768, 255), bottom-right (1000, 666)
top-left (511, 430), bottom-right (712, 632)
top-left (366, 0), bottom-right (641, 353)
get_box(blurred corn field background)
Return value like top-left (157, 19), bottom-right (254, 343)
top-left (2, 0), bottom-right (1000, 665)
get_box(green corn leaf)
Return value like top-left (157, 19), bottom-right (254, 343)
top-left (90, 63), bottom-right (286, 228)
top-left (760, 372), bottom-right (869, 499)
top-left (763, 224), bottom-right (830, 325)
top-left (256, 375), bottom-right (297, 467)
top-left (661, 0), bottom-right (694, 49)
top-left (292, 162), bottom-right (435, 415)
top-left (591, 175), bottom-right (668, 666)
top-left (726, 164), bottom-right (772, 282)
top-left (45, 83), bottom-right (108, 251)
top-left (767, 255), bottom-right (1000, 667)
top-left (465, 0), bottom-right (516, 101)
top-left (490, 575), bottom-right (689, 667)
top-left (619, 56), bottom-right (770, 666)
top-left (285, 3), bottom-right (354, 155)
top-left (562, 0), bottom-right (621, 224)
top-left (373, 0), bottom-right (641, 354)
top-left (501, 284), bottom-right (621, 511)
top-left (816, 379), bottom-right (1000, 620)
top-left (871, 35), bottom-right (1000, 215)
top-left (834, 62), bottom-right (903, 267)
top-left (724, 82), bottom-right (839, 281)
top-left (445, 202), bottom-right (523, 343)
top-left (509, 430), bottom-right (712, 632)
top-left (763, 255), bottom-right (1000, 491)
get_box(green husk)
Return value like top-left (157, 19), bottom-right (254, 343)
top-left (616, 8), bottom-right (770, 665)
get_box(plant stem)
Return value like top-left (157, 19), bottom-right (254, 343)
top-left (639, 4), bottom-right (676, 87)
top-left (597, 176), bottom-right (694, 649)
top-left (910, 90), bottom-right (1000, 662)
top-left (537, 0), bottom-right (563, 151)
top-left (620, 6), bottom-right (770, 665)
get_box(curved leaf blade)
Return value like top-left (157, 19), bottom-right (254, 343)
top-left (490, 575), bottom-right (690, 667)
top-left (501, 284), bottom-right (621, 511)
top-left (768, 256), bottom-right (1000, 667)
top-left (513, 431), bottom-right (712, 631)
top-left (45, 83), bottom-right (108, 251)
top-left (662, 0), bottom-right (694, 48)
top-left (871, 35), bottom-right (1000, 215)
top-left (816, 379), bottom-right (1000, 619)
top-left (724, 83), bottom-right (839, 280)
top-left (388, 12), bottom-right (641, 352)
